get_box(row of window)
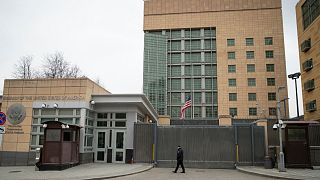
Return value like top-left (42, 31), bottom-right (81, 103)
top-left (163, 28), bottom-right (216, 39)
top-left (227, 37), bottom-right (273, 46)
top-left (228, 64), bottom-right (275, 73)
top-left (228, 92), bottom-right (277, 101)
top-left (168, 52), bottom-right (217, 64)
top-left (168, 78), bottom-right (217, 90)
top-left (97, 113), bottom-right (126, 119)
top-left (227, 50), bottom-right (274, 59)
top-left (228, 78), bottom-right (276, 87)
top-left (168, 106), bottom-right (218, 118)
top-left (168, 92), bottom-right (218, 105)
top-left (168, 39), bottom-right (216, 51)
top-left (229, 107), bottom-right (277, 116)
top-left (168, 65), bottom-right (217, 77)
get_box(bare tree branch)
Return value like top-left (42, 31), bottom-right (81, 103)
top-left (42, 52), bottom-right (70, 78)
top-left (13, 56), bottom-right (33, 79)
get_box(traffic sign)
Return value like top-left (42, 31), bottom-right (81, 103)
top-left (0, 112), bottom-right (6, 125)
top-left (0, 126), bottom-right (5, 134)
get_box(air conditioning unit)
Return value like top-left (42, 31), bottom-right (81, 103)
top-left (304, 79), bottom-right (315, 92)
top-left (301, 39), bottom-right (311, 52)
top-left (303, 59), bottom-right (313, 72)
top-left (307, 100), bottom-right (317, 112)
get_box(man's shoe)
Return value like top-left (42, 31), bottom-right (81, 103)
top-left (172, 171), bottom-right (177, 173)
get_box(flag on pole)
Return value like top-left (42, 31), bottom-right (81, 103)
top-left (180, 96), bottom-right (192, 120)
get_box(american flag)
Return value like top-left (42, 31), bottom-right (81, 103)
top-left (180, 96), bottom-right (192, 120)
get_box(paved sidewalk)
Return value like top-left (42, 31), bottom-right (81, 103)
top-left (0, 163), bottom-right (153, 180)
top-left (237, 166), bottom-right (320, 180)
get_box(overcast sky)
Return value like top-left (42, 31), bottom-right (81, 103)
top-left (0, 0), bottom-right (303, 118)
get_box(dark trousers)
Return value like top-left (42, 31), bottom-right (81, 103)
top-left (174, 160), bottom-right (185, 172)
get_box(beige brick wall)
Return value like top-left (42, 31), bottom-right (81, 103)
top-left (144, 0), bottom-right (288, 119)
top-left (296, 0), bottom-right (320, 121)
top-left (0, 78), bottom-right (110, 152)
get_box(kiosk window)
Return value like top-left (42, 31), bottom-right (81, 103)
top-left (46, 129), bottom-right (61, 141)
top-left (63, 131), bottom-right (72, 141)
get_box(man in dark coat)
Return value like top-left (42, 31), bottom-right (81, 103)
top-left (173, 146), bottom-right (185, 173)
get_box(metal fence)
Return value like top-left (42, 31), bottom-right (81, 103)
top-left (133, 123), bottom-right (265, 169)
top-left (309, 124), bottom-right (320, 166)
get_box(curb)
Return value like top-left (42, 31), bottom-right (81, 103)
top-left (236, 167), bottom-right (301, 180)
top-left (84, 165), bottom-right (153, 180)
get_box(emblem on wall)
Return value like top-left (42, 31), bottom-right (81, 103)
top-left (7, 104), bottom-right (26, 125)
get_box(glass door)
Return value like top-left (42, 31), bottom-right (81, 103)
top-left (95, 130), bottom-right (108, 162)
top-left (113, 130), bottom-right (126, 163)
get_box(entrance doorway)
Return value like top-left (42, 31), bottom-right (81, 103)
top-left (285, 125), bottom-right (311, 168)
top-left (95, 129), bottom-right (126, 163)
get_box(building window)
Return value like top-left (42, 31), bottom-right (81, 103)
top-left (302, 0), bottom-right (320, 29)
top-left (267, 78), bottom-right (276, 86)
top-left (228, 65), bottom-right (236, 73)
top-left (265, 37), bottom-right (273, 45)
top-left (205, 107), bottom-right (213, 118)
top-left (246, 51), bottom-right (255, 59)
top-left (269, 108), bottom-right (277, 116)
top-left (194, 92), bottom-right (202, 104)
top-left (268, 92), bottom-right (276, 101)
top-left (205, 92), bottom-right (212, 104)
top-left (228, 52), bottom-right (236, 59)
top-left (246, 38), bottom-right (254, 46)
top-left (171, 79), bottom-right (181, 90)
top-left (265, 50), bottom-right (274, 58)
top-left (306, 100), bottom-right (317, 112)
top-left (194, 106), bottom-right (202, 118)
top-left (205, 65), bottom-right (216, 76)
top-left (171, 93), bottom-right (181, 105)
top-left (304, 79), bottom-right (315, 91)
top-left (248, 93), bottom-right (257, 101)
top-left (115, 113), bottom-right (126, 119)
top-left (170, 53), bottom-right (181, 64)
top-left (229, 108), bottom-right (238, 116)
top-left (249, 108), bottom-right (257, 116)
top-left (247, 64), bottom-right (255, 72)
top-left (193, 78), bottom-right (202, 90)
top-left (171, 66), bottom-right (181, 77)
top-left (227, 39), bottom-right (235, 46)
top-left (229, 93), bottom-right (237, 101)
top-left (248, 78), bottom-right (256, 86)
top-left (229, 79), bottom-right (237, 87)
top-left (171, 40), bottom-right (181, 51)
top-left (193, 65), bottom-right (201, 76)
top-left (266, 64), bottom-right (275, 72)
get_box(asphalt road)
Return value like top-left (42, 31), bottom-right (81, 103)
top-left (112, 168), bottom-right (274, 180)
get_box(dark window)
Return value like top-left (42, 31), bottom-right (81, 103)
top-left (265, 37), bottom-right (273, 45)
top-left (97, 113), bottom-right (108, 119)
top-left (229, 79), bottom-right (237, 87)
top-left (229, 108), bottom-right (238, 116)
top-left (115, 113), bottom-right (126, 119)
top-left (63, 131), bottom-right (72, 141)
top-left (302, 0), bottom-right (320, 29)
top-left (267, 78), bottom-right (276, 86)
top-left (246, 38), bottom-right (254, 46)
top-left (306, 100), bottom-right (317, 112)
top-left (269, 108), bottom-right (277, 116)
top-left (304, 79), bottom-right (315, 91)
top-left (247, 64), bottom-right (255, 72)
top-left (301, 39), bottom-right (311, 52)
top-left (228, 52), bottom-right (236, 59)
top-left (249, 108), bottom-right (257, 116)
top-left (228, 65), bottom-right (236, 73)
top-left (265, 51), bottom-right (274, 58)
top-left (227, 39), bottom-right (235, 46)
top-left (266, 64), bottom-right (275, 72)
top-left (246, 51), bottom-right (255, 59)
top-left (248, 93), bottom-right (257, 101)
top-left (268, 92), bottom-right (277, 101)
top-left (229, 93), bottom-right (237, 101)
top-left (97, 121), bottom-right (108, 127)
top-left (248, 78), bottom-right (256, 86)
top-left (115, 121), bottom-right (126, 127)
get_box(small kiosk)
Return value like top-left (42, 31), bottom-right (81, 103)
top-left (37, 121), bottom-right (81, 170)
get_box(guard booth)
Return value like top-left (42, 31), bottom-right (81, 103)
top-left (37, 121), bottom-right (81, 170)
top-left (284, 121), bottom-right (319, 168)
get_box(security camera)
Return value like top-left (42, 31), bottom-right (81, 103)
top-left (273, 124), bottom-right (278, 130)
top-left (53, 103), bottom-right (58, 108)
top-left (41, 103), bottom-right (47, 108)
top-left (90, 100), bottom-right (95, 105)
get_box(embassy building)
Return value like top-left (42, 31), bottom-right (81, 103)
top-left (0, 78), bottom-right (157, 166)
top-left (143, 0), bottom-right (289, 120)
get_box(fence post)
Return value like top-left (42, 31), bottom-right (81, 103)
top-left (251, 125), bottom-right (255, 166)
top-left (234, 125), bottom-right (239, 166)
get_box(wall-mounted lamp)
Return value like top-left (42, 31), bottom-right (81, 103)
top-left (43, 124), bottom-right (47, 128)
top-left (90, 100), bottom-right (95, 105)
top-left (53, 103), bottom-right (58, 108)
top-left (149, 119), bottom-right (153, 123)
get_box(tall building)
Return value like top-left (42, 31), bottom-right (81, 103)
top-left (296, 0), bottom-right (320, 121)
top-left (143, 0), bottom-right (289, 120)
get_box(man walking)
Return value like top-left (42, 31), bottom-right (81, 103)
top-left (173, 146), bottom-right (185, 173)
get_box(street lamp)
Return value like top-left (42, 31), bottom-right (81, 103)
top-left (277, 86), bottom-right (286, 172)
top-left (288, 72), bottom-right (301, 118)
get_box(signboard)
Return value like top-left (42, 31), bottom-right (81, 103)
top-left (0, 112), bottom-right (7, 125)
top-left (0, 126), bottom-right (5, 134)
